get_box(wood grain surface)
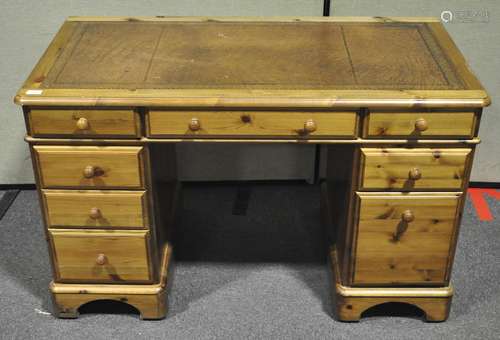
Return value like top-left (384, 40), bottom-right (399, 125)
top-left (33, 146), bottom-right (144, 189)
top-left (331, 248), bottom-right (452, 321)
top-left (365, 111), bottom-right (476, 138)
top-left (353, 192), bottom-right (461, 285)
top-left (43, 190), bottom-right (148, 229)
top-left (335, 295), bottom-right (452, 322)
top-left (49, 229), bottom-right (152, 283)
top-left (53, 292), bottom-right (167, 319)
top-left (29, 108), bottom-right (140, 138)
top-left (360, 148), bottom-right (471, 190)
top-left (148, 110), bottom-right (357, 138)
top-left (50, 243), bottom-right (172, 319)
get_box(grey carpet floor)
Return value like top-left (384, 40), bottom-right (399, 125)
top-left (0, 184), bottom-right (499, 340)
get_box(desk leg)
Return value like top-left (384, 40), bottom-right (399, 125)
top-left (51, 243), bottom-right (173, 320)
top-left (329, 248), bottom-right (453, 322)
top-left (323, 144), bottom-right (455, 322)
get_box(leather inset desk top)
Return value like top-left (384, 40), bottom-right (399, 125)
top-left (15, 17), bottom-right (489, 108)
top-left (44, 22), bottom-right (463, 90)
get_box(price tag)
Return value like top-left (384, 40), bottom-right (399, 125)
top-left (26, 89), bottom-right (43, 95)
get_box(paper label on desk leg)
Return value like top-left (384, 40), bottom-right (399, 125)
top-left (26, 89), bottom-right (43, 95)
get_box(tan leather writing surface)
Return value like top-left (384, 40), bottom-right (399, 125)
top-left (16, 17), bottom-right (489, 108)
top-left (44, 21), bottom-right (462, 90)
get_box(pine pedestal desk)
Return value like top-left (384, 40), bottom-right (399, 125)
top-left (15, 16), bottom-right (490, 321)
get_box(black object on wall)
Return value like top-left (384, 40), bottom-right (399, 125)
top-left (313, 0), bottom-right (331, 183)
top-left (323, 0), bottom-right (331, 16)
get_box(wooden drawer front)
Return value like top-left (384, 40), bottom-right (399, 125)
top-left (50, 229), bottom-right (152, 283)
top-left (365, 111), bottom-right (476, 138)
top-left (353, 193), bottom-right (461, 285)
top-left (29, 109), bottom-right (140, 138)
top-left (360, 148), bottom-right (471, 190)
top-left (354, 193), bottom-right (461, 285)
top-left (43, 190), bottom-right (148, 229)
top-left (34, 146), bottom-right (144, 189)
top-left (148, 111), bottom-right (357, 138)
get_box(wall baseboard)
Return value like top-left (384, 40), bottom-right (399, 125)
top-left (0, 184), bottom-right (36, 190)
top-left (0, 180), bottom-right (499, 191)
top-left (469, 182), bottom-right (500, 189)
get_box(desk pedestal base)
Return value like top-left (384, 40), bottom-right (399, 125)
top-left (330, 249), bottom-right (453, 322)
top-left (50, 244), bottom-right (172, 320)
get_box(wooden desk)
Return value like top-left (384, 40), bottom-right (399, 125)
top-left (15, 16), bottom-right (489, 321)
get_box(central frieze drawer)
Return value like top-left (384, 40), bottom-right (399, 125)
top-left (353, 192), bottom-right (461, 286)
top-left (49, 229), bottom-right (152, 283)
top-left (360, 148), bottom-right (471, 190)
top-left (43, 190), bottom-right (149, 229)
top-left (33, 146), bottom-right (144, 189)
top-left (147, 111), bottom-right (357, 138)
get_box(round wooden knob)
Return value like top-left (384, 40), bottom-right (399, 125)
top-left (83, 165), bottom-right (95, 178)
top-left (89, 207), bottom-right (101, 219)
top-left (96, 254), bottom-right (107, 265)
top-left (304, 119), bottom-right (317, 133)
top-left (76, 117), bottom-right (89, 130)
top-left (408, 168), bottom-right (422, 181)
top-left (401, 210), bottom-right (415, 223)
top-left (414, 118), bottom-right (428, 132)
top-left (189, 118), bottom-right (201, 131)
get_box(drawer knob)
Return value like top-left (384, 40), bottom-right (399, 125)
top-left (393, 210), bottom-right (415, 241)
top-left (408, 168), bottom-right (422, 181)
top-left (76, 117), bottom-right (89, 130)
top-left (189, 118), bottom-right (201, 131)
top-left (83, 165), bottom-right (96, 178)
top-left (304, 119), bottom-right (317, 133)
top-left (401, 210), bottom-right (415, 223)
top-left (414, 118), bottom-right (428, 132)
top-left (89, 207), bottom-right (101, 219)
top-left (96, 254), bottom-right (107, 265)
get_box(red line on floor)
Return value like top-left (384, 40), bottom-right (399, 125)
top-left (468, 188), bottom-right (500, 221)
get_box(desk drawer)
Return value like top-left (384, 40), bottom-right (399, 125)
top-left (29, 109), bottom-right (140, 138)
top-left (147, 111), bottom-right (357, 138)
top-left (364, 111), bottom-right (476, 138)
top-left (33, 146), bottom-right (144, 189)
top-left (360, 148), bottom-right (471, 190)
top-left (49, 229), bottom-right (152, 283)
top-left (353, 192), bottom-right (461, 285)
top-left (43, 190), bottom-right (148, 229)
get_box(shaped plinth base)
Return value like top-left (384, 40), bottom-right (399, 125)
top-left (51, 244), bottom-right (172, 320)
top-left (330, 248), bottom-right (453, 322)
